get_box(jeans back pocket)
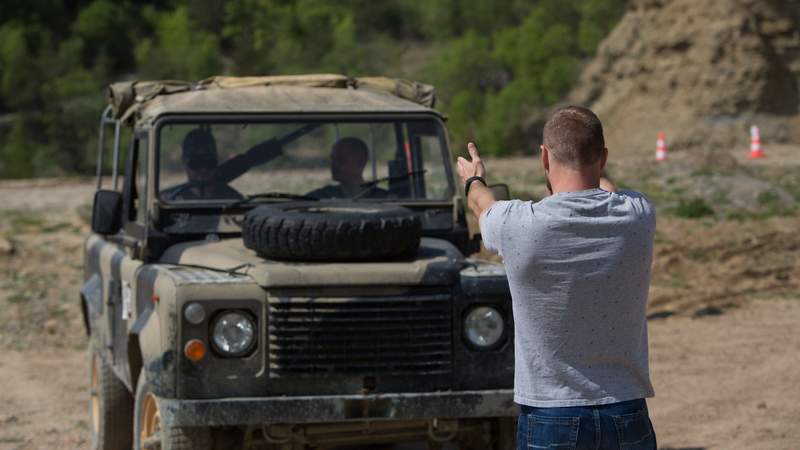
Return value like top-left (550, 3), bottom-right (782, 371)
top-left (527, 415), bottom-right (579, 450)
top-left (612, 409), bottom-right (655, 450)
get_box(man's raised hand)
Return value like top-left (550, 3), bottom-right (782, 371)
top-left (458, 142), bottom-right (496, 220)
top-left (456, 142), bottom-right (487, 184)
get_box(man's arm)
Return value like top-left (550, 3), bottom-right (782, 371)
top-left (467, 182), bottom-right (497, 221)
top-left (457, 142), bottom-right (497, 221)
top-left (214, 139), bottom-right (283, 184)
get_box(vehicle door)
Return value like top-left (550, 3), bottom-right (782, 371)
top-left (105, 132), bottom-right (148, 389)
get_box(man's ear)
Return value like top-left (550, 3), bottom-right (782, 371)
top-left (599, 147), bottom-right (608, 170)
top-left (540, 145), bottom-right (550, 172)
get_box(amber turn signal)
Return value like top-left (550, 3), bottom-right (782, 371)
top-left (184, 339), bottom-right (207, 362)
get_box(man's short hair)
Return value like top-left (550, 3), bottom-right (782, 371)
top-left (543, 106), bottom-right (605, 168)
top-left (182, 129), bottom-right (218, 161)
top-left (332, 137), bottom-right (368, 162)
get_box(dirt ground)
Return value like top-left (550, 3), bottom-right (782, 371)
top-left (0, 175), bottom-right (798, 450)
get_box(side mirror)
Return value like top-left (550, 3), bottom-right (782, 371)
top-left (91, 190), bottom-right (123, 235)
top-left (489, 183), bottom-right (511, 201)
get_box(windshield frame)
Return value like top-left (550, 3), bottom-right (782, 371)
top-left (153, 112), bottom-right (456, 210)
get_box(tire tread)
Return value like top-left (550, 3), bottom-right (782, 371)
top-left (242, 202), bottom-right (421, 261)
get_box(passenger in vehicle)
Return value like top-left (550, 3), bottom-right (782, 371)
top-left (161, 129), bottom-right (281, 201)
top-left (307, 137), bottom-right (387, 199)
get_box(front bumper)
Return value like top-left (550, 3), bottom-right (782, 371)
top-left (158, 389), bottom-right (517, 427)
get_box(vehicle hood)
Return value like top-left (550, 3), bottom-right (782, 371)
top-left (158, 237), bottom-right (465, 288)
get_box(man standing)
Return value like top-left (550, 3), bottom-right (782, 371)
top-left (457, 106), bottom-right (657, 450)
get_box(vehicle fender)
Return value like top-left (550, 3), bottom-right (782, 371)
top-left (80, 273), bottom-right (103, 337)
top-left (129, 266), bottom-right (176, 397)
top-left (127, 304), bottom-right (158, 393)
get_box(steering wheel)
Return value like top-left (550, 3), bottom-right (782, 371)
top-left (163, 183), bottom-right (195, 200)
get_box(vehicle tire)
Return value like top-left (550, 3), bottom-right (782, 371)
top-left (134, 369), bottom-right (212, 450)
top-left (89, 343), bottom-right (134, 450)
top-left (242, 201), bottom-right (422, 261)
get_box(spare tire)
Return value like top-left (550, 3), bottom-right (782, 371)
top-left (242, 202), bottom-right (422, 261)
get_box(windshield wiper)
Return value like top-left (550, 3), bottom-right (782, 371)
top-left (360, 169), bottom-right (427, 188)
top-left (223, 192), bottom-right (318, 211)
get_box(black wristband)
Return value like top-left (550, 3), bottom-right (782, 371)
top-left (464, 176), bottom-right (487, 196)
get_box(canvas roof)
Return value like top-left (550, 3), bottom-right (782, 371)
top-left (107, 75), bottom-right (440, 127)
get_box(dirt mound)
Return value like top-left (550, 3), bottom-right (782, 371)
top-left (648, 215), bottom-right (800, 318)
top-left (570, 0), bottom-right (800, 163)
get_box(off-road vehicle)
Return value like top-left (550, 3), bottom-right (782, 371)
top-left (82, 74), bottom-right (516, 450)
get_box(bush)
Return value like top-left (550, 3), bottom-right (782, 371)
top-left (673, 198), bottom-right (715, 219)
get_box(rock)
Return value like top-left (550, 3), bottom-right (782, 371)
top-left (44, 319), bottom-right (58, 334)
top-left (0, 414), bottom-right (19, 424)
top-left (0, 237), bottom-right (14, 255)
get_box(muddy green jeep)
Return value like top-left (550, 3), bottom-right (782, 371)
top-left (81, 75), bottom-right (516, 450)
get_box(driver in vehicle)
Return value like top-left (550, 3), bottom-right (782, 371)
top-left (161, 128), bottom-right (282, 201)
top-left (307, 137), bottom-right (387, 199)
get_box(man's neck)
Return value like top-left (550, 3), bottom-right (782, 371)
top-left (548, 169), bottom-right (600, 194)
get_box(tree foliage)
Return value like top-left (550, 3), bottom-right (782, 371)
top-left (425, 0), bottom-right (623, 154)
top-left (0, 0), bottom-right (626, 178)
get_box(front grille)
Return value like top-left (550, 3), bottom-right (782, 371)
top-left (268, 293), bottom-right (452, 377)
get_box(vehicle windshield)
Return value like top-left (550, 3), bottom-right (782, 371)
top-left (157, 119), bottom-right (453, 204)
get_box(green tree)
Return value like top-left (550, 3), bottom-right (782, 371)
top-left (0, 0), bottom-right (69, 35)
top-left (423, 31), bottom-right (502, 152)
top-left (423, 0), bottom-right (625, 155)
top-left (424, 31), bottom-right (500, 99)
top-left (0, 23), bottom-right (44, 110)
top-left (41, 68), bottom-right (103, 174)
top-left (72, 1), bottom-right (134, 72)
top-left (480, 79), bottom-right (540, 154)
top-left (135, 6), bottom-right (222, 80)
top-left (222, 0), bottom-right (281, 74)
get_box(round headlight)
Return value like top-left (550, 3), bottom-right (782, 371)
top-left (183, 302), bottom-right (205, 325)
top-left (211, 311), bottom-right (256, 356)
top-left (464, 306), bottom-right (505, 349)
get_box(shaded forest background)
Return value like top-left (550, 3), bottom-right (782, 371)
top-left (0, 0), bottom-right (626, 178)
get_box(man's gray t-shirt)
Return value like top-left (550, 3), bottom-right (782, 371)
top-left (480, 188), bottom-right (656, 407)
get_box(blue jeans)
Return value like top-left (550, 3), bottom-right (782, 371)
top-left (516, 399), bottom-right (656, 450)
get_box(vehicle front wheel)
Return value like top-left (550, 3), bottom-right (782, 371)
top-left (89, 343), bottom-right (134, 450)
top-left (134, 369), bottom-right (212, 450)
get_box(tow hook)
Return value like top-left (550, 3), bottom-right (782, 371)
top-left (427, 418), bottom-right (459, 442)
top-left (261, 424), bottom-right (294, 444)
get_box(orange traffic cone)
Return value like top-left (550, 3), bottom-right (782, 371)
top-left (655, 132), bottom-right (667, 162)
top-left (748, 125), bottom-right (765, 159)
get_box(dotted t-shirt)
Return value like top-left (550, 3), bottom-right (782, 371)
top-left (480, 189), bottom-right (656, 407)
